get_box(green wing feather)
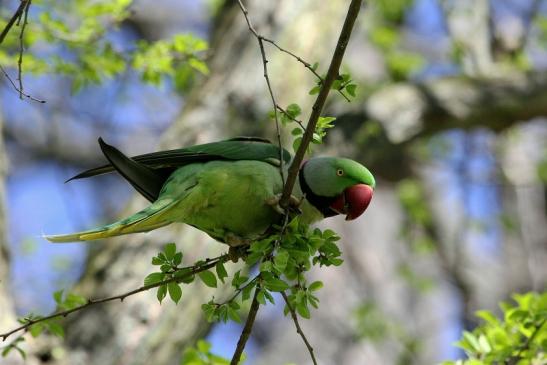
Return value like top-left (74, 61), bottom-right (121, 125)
top-left (67, 137), bottom-right (291, 182)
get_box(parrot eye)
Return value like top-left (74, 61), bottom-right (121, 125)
top-left (336, 169), bottom-right (344, 176)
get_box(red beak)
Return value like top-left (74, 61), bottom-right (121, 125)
top-left (330, 184), bottom-right (373, 221)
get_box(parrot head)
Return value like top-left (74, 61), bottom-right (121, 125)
top-left (300, 157), bottom-right (375, 220)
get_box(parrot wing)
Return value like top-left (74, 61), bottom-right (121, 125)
top-left (67, 137), bottom-right (291, 183)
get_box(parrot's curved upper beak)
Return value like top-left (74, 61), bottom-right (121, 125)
top-left (330, 184), bottom-right (373, 220)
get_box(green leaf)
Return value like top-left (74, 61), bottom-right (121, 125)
top-left (14, 347), bottom-right (26, 360)
top-left (29, 323), bottom-right (44, 337)
top-left (232, 271), bottom-right (249, 288)
top-left (312, 133), bottom-right (322, 144)
top-left (259, 260), bottom-right (273, 273)
top-left (215, 262), bottom-right (228, 284)
top-left (53, 290), bottom-right (64, 304)
top-left (241, 282), bottom-right (255, 301)
top-left (144, 272), bottom-right (165, 286)
top-left (157, 284), bottom-right (167, 303)
top-left (151, 256), bottom-right (163, 265)
top-left (263, 277), bottom-right (290, 292)
top-left (317, 116), bottom-right (336, 129)
top-left (462, 331), bottom-right (480, 351)
top-left (201, 303), bottom-right (216, 322)
top-left (46, 321), bottom-right (65, 338)
top-left (188, 57), bottom-right (209, 75)
top-left (173, 252), bottom-right (183, 266)
top-left (199, 271), bottom-right (218, 288)
top-left (62, 293), bottom-right (87, 310)
top-left (256, 290), bottom-right (266, 305)
top-left (263, 290), bottom-right (275, 304)
top-left (308, 281), bottom-right (323, 292)
top-left (273, 249), bottom-right (289, 272)
top-left (292, 137), bottom-right (302, 153)
top-left (309, 85), bottom-right (321, 95)
top-left (346, 83), bottom-right (357, 97)
top-left (296, 302), bottom-right (310, 319)
top-left (228, 307), bottom-right (242, 323)
top-left (291, 127), bottom-right (303, 136)
top-left (163, 243), bottom-right (177, 260)
top-left (195, 340), bottom-right (210, 355)
top-left (286, 103), bottom-right (301, 117)
top-left (168, 282), bottom-right (182, 304)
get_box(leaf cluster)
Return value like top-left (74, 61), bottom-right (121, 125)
top-left (443, 292), bottom-right (547, 365)
top-left (280, 102), bottom-right (337, 153)
top-left (1, 290), bottom-right (87, 358)
top-left (0, 0), bottom-right (208, 93)
top-left (180, 339), bottom-right (235, 365)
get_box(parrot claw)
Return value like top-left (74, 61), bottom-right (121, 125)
top-left (228, 245), bottom-right (249, 263)
top-left (265, 194), bottom-right (303, 216)
top-left (225, 232), bottom-right (251, 247)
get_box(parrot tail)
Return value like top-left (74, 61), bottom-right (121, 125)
top-left (45, 198), bottom-right (176, 243)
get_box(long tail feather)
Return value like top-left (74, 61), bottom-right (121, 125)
top-left (45, 199), bottom-right (176, 243)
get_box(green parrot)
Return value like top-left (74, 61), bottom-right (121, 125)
top-left (45, 137), bottom-right (375, 246)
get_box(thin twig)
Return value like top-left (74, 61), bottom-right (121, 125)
top-left (276, 104), bottom-right (305, 130)
top-left (237, 0), bottom-right (285, 184)
top-left (17, 0), bottom-right (32, 99)
top-left (281, 291), bottom-right (317, 365)
top-left (0, 0), bottom-right (44, 103)
top-left (230, 286), bottom-right (261, 365)
top-left (216, 276), bottom-right (258, 306)
top-left (0, 64), bottom-right (45, 103)
top-left (259, 33), bottom-right (350, 102)
top-left (0, 253), bottom-right (229, 341)
top-left (0, 0), bottom-right (30, 44)
top-left (280, 0), bottom-right (363, 207)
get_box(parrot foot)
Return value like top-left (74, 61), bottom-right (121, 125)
top-left (265, 194), bottom-right (303, 216)
top-left (228, 245), bottom-right (250, 263)
top-left (225, 232), bottom-right (251, 247)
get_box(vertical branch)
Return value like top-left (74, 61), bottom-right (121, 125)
top-left (281, 291), bottom-right (317, 365)
top-left (230, 287), bottom-right (261, 365)
top-left (237, 0), bottom-right (285, 184)
top-left (280, 0), bottom-right (363, 207)
top-left (0, 0), bottom-right (44, 103)
top-left (232, 1), bottom-right (363, 363)
top-left (0, 0), bottom-right (31, 44)
top-left (17, 0), bottom-right (32, 99)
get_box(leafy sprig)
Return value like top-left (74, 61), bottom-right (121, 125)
top-left (443, 292), bottom-right (547, 365)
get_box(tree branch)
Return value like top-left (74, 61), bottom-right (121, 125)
top-left (0, 253), bottom-right (229, 342)
top-left (17, 0), bottom-right (32, 100)
top-left (363, 72), bottom-right (547, 144)
top-left (0, 64), bottom-right (45, 103)
top-left (281, 291), bottom-right (317, 365)
top-left (237, 0), bottom-right (285, 184)
top-left (0, 0), bottom-right (30, 45)
top-left (0, 0), bottom-right (43, 103)
top-left (280, 0), bottom-right (362, 207)
top-left (230, 286), bottom-right (261, 365)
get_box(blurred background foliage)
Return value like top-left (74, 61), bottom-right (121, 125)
top-left (0, 0), bottom-right (546, 364)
